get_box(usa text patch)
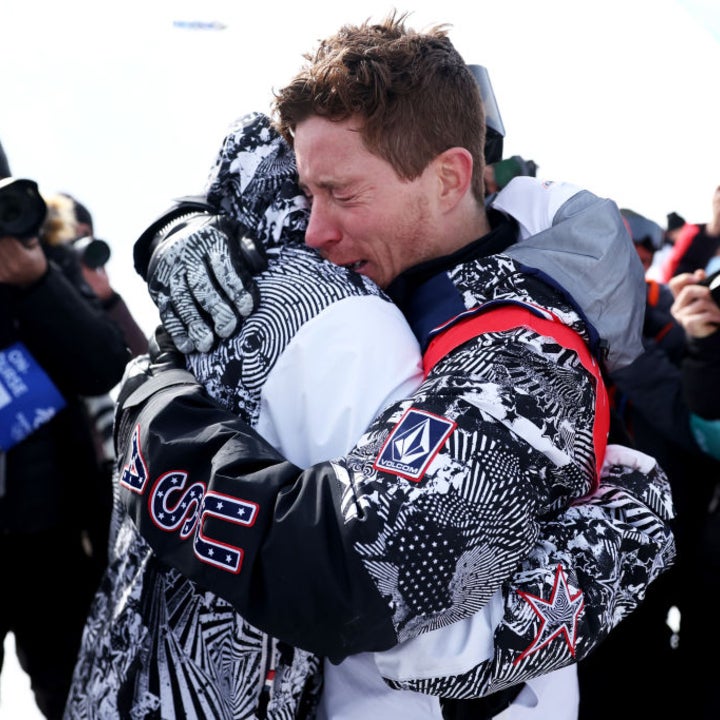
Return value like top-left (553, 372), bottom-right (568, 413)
top-left (374, 407), bottom-right (456, 481)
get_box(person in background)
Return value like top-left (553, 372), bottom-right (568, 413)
top-left (667, 269), bottom-right (720, 719)
top-left (59, 193), bottom-right (149, 357)
top-left (0, 173), bottom-right (130, 718)
top-left (483, 155), bottom-right (538, 200)
top-left (656, 185), bottom-right (720, 282)
top-left (646, 211), bottom-right (687, 282)
top-left (54, 193), bottom-right (149, 477)
top-left (619, 208), bottom-right (665, 273)
top-left (665, 211), bottom-right (687, 245)
top-left (112, 12), bottom-right (673, 719)
top-left (576, 209), bottom-right (720, 720)
top-left (670, 268), bottom-right (720, 456)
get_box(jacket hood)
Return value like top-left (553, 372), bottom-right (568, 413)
top-left (492, 177), bottom-right (646, 373)
top-left (205, 112), bottom-right (309, 249)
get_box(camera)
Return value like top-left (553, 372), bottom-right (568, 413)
top-left (72, 236), bottom-right (111, 269)
top-left (699, 268), bottom-right (720, 305)
top-left (0, 178), bottom-right (47, 241)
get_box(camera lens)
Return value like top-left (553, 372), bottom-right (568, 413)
top-left (0, 178), bottom-right (48, 239)
top-left (72, 237), bottom-right (111, 268)
top-left (698, 270), bottom-right (720, 306)
top-left (708, 274), bottom-right (720, 306)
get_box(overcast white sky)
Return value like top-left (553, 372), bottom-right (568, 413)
top-left (1, 0), bottom-right (719, 335)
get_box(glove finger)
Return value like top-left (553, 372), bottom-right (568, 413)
top-left (207, 251), bottom-right (258, 322)
top-left (186, 259), bottom-right (239, 340)
top-left (185, 316), bottom-right (215, 354)
top-left (162, 270), bottom-right (215, 353)
top-left (148, 267), bottom-right (195, 353)
top-left (157, 297), bottom-right (195, 354)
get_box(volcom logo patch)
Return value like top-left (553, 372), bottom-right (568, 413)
top-left (374, 407), bottom-right (456, 481)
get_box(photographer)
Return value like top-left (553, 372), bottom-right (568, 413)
top-left (58, 193), bottom-right (149, 358)
top-left (667, 270), bottom-right (720, 719)
top-left (48, 193), bottom-right (150, 548)
top-left (669, 270), bottom-right (720, 454)
top-left (0, 177), bottom-right (130, 718)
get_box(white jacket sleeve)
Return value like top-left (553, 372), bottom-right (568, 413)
top-left (255, 294), bottom-right (424, 468)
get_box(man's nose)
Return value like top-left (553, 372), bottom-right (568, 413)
top-left (304, 200), bottom-right (340, 250)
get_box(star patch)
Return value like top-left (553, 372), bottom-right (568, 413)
top-left (374, 407), bottom-right (456, 482)
top-left (514, 564), bottom-right (584, 664)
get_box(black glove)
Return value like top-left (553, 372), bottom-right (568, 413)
top-left (146, 323), bottom-right (186, 370)
top-left (145, 210), bottom-right (267, 353)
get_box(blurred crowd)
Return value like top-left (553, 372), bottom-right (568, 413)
top-left (0, 141), bottom-right (147, 719)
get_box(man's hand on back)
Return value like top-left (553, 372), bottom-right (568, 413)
top-left (146, 213), bottom-right (266, 353)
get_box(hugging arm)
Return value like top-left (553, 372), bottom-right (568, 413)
top-left (115, 341), bottom-right (675, 671)
top-left (376, 444), bottom-right (675, 698)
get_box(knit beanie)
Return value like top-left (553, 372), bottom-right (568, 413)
top-left (666, 212), bottom-right (686, 232)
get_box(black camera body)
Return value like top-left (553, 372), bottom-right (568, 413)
top-left (0, 178), bottom-right (47, 241)
top-left (699, 268), bottom-right (720, 306)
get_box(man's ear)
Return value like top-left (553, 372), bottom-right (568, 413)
top-left (435, 147), bottom-right (473, 211)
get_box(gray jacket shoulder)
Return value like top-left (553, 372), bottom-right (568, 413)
top-left (493, 177), bottom-right (645, 372)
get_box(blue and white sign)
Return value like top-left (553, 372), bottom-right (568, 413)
top-left (0, 342), bottom-right (66, 451)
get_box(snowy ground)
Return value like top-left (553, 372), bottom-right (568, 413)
top-left (0, 634), bottom-right (45, 719)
